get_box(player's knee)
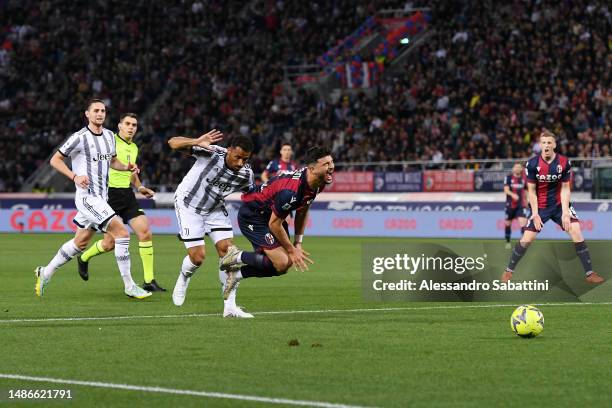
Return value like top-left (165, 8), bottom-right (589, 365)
top-left (215, 240), bottom-right (231, 257)
top-left (73, 239), bottom-right (89, 251)
top-left (137, 229), bottom-right (152, 242)
top-left (189, 251), bottom-right (205, 266)
top-left (273, 258), bottom-right (292, 274)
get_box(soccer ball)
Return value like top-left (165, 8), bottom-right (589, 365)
top-left (510, 305), bottom-right (544, 338)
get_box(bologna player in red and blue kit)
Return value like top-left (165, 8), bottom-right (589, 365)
top-left (261, 143), bottom-right (298, 183)
top-left (218, 147), bottom-right (335, 308)
top-left (503, 162), bottom-right (528, 248)
top-left (502, 131), bottom-right (604, 284)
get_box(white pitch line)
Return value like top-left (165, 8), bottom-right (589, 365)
top-left (1, 302), bottom-right (612, 324)
top-left (0, 373), bottom-right (370, 408)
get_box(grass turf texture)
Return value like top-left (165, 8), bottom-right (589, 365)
top-left (1, 234), bottom-right (611, 407)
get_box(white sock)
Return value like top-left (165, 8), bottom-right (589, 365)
top-left (44, 239), bottom-right (82, 280)
top-left (181, 256), bottom-right (199, 277)
top-left (219, 268), bottom-right (238, 308)
top-left (114, 237), bottom-right (134, 289)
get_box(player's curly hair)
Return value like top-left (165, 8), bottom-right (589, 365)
top-left (304, 146), bottom-right (333, 164)
top-left (228, 135), bottom-right (254, 153)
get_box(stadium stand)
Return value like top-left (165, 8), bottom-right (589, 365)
top-left (0, 0), bottom-right (609, 191)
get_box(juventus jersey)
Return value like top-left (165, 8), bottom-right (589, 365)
top-left (58, 126), bottom-right (116, 200)
top-left (176, 145), bottom-right (255, 214)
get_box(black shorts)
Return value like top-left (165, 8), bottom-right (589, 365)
top-left (108, 187), bottom-right (145, 224)
top-left (524, 204), bottom-right (579, 232)
top-left (238, 205), bottom-right (289, 252)
top-left (505, 205), bottom-right (527, 221)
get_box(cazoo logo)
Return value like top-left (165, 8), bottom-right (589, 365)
top-left (536, 174), bottom-right (562, 182)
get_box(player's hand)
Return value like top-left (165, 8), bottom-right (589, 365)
top-left (74, 175), bottom-right (89, 188)
top-left (561, 212), bottom-right (571, 231)
top-left (511, 193), bottom-right (519, 201)
top-left (531, 214), bottom-right (543, 231)
top-left (288, 246), bottom-right (313, 272)
top-left (138, 186), bottom-right (155, 199)
top-left (195, 129), bottom-right (224, 148)
top-left (128, 163), bottom-right (140, 174)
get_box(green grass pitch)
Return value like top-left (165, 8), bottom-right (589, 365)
top-left (1, 234), bottom-right (611, 407)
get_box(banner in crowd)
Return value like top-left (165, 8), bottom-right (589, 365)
top-left (0, 197), bottom-right (156, 210)
top-left (325, 172), bottom-right (374, 192)
top-left (374, 172), bottom-right (422, 192)
top-left (423, 170), bottom-right (474, 192)
top-left (2, 209), bottom-right (611, 240)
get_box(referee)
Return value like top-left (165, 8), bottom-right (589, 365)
top-left (77, 113), bottom-right (165, 292)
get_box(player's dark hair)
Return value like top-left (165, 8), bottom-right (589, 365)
top-left (280, 142), bottom-right (292, 148)
top-left (228, 135), bottom-right (254, 153)
top-left (304, 146), bottom-right (332, 165)
top-left (86, 98), bottom-right (106, 110)
top-left (120, 112), bottom-right (138, 122)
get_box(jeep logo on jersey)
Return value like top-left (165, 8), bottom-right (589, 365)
top-left (92, 153), bottom-right (113, 161)
top-left (205, 176), bottom-right (233, 193)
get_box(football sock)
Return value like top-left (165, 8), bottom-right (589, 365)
top-left (240, 251), bottom-right (267, 269)
top-left (574, 241), bottom-right (593, 275)
top-left (507, 241), bottom-right (530, 272)
top-left (44, 239), bottom-right (82, 280)
top-left (504, 226), bottom-right (511, 243)
top-left (139, 241), bottom-right (154, 283)
top-left (181, 256), bottom-right (199, 277)
top-left (81, 239), bottom-right (108, 262)
top-left (114, 238), bottom-right (134, 289)
top-left (240, 262), bottom-right (279, 278)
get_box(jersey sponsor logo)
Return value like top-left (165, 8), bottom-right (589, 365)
top-left (205, 176), bottom-right (235, 193)
top-left (92, 153), bottom-right (113, 162)
top-left (265, 233), bottom-right (275, 245)
top-left (536, 174), bottom-right (562, 182)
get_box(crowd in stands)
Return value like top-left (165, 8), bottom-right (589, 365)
top-left (0, 0), bottom-right (609, 191)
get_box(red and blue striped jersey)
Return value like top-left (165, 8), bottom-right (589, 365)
top-left (264, 158), bottom-right (298, 178)
top-left (525, 154), bottom-right (572, 209)
top-left (241, 168), bottom-right (322, 219)
top-left (504, 173), bottom-right (526, 208)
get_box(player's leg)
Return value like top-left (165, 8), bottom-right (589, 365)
top-left (214, 238), bottom-right (253, 318)
top-left (129, 214), bottom-right (165, 291)
top-left (105, 217), bottom-right (150, 298)
top-left (504, 219), bottom-right (512, 248)
top-left (35, 227), bottom-right (96, 296)
top-left (559, 209), bottom-right (604, 283)
top-left (502, 229), bottom-right (538, 282)
top-left (77, 232), bottom-right (115, 281)
top-left (172, 199), bottom-right (207, 306)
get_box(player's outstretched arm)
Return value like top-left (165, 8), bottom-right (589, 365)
top-left (50, 151), bottom-right (89, 188)
top-left (269, 212), bottom-right (313, 271)
top-left (131, 172), bottom-right (155, 198)
top-left (293, 206), bottom-right (310, 247)
top-left (168, 129), bottom-right (223, 151)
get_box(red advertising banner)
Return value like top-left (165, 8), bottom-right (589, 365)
top-left (326, 172), bottom-right (374, 192)
top-left (423, 170), bottom-right (474, 192)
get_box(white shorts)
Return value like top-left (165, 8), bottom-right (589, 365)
top-left (73, 193), bottom-right (116, 232)
top-left (174, 197), bottom-right (233, 248)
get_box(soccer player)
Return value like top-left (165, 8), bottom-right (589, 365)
top-left (219, 147), bottom-right (335, 308)
top-left (35, 99), bottom-right (151, 299)
top-left (169, 131), bottom-right (255, 318)
top-left (261, 142), bottom-right (298, 183)
top-left (501, 131), bottom-right (605, 284)
top-left (503, 162), bottom-right (528, 249)
top-left (77, 113), bottom-right (165, 292)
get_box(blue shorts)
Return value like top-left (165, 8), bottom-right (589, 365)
top-left (525, 204), bottom-right (579, 232)
top-left (238, 205), bottom-right (289, 252)
top-left (505, 205), bottom-right (527, 221)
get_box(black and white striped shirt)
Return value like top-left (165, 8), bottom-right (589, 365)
top-left (58, 126), bottom-right (116, 200)
top-left (175, 145), bottom-right (255, 214)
